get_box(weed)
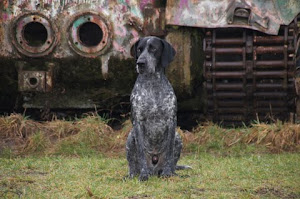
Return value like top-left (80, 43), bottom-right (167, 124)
top-left (22, 131), bottom-right (51, 155)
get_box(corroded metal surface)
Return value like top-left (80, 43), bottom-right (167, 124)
top-left (1, 0), bottom-right (299, 124)
top-left (18, 61), bottom-right (54, 92)
top-left (68, 12), bottom-right (111, 58)
top-left (166, 0), bottom-right (300, 35)
top-left (11, 13), bottom-right (58, 57)
top-left (0, 0), bottom-right (169, 75)
top-left (203, 17), bottom-right (299, 124)
top-left (0, 0), bottom-right (146, 73)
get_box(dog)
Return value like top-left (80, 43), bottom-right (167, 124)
top-left (126, 36), bottom-right (190, 181)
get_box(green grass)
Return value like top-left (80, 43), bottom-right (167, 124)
top-left (0, 115), bottom-right (299, 198)
top-left (0, 153), bottom-right (299, 198)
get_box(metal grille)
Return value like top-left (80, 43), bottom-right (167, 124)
top-left (203, 17), bottom-right (299, 125)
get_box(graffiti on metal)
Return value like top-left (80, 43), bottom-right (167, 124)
top-left (166, 0), bottom-right (300, 35)
top-left (0, 0), bottom-right (149, 75)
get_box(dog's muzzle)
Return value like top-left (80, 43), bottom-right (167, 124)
top-left (136, 62), bottom-right (146, 74)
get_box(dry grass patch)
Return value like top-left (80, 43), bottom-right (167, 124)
top-left (180, 121), bottom-right (300, 154)
top-left (0, 114), bottom-right (299, 157)
top-left (0, 113), bottom-right (130, 157)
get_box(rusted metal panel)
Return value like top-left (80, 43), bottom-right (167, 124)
top-left (0, 0), bottom-right (168, 75)
top-left (19, 71), bottom-right (47, 92)
top-left (204, 17), bottom-right (299, 124)
top-left (11, 13), bottom-right (58, 57)
top-left (17, 61), bottom-right (54, 92)
top-left (0, 0), bottom-right (146, 73)
top-left (166, 0), bottom-right (300, 35)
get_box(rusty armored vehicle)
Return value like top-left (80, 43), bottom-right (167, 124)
top-left (0, 0), bottom-right (300, 125)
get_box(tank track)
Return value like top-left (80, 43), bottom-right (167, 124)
top-left (203, 16), bottom-right (299, 125)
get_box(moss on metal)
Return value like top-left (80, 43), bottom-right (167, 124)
top-left (0, 59), bottom-right (19, 111)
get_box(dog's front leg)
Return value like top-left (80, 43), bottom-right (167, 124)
top-left (161, 120), bottom-right (176, 177)
top-left (135, 123), bottom-right (150, 181)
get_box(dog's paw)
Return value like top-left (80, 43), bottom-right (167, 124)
top-left (139, 173), bottom-right (149, 181)
top-left (139, 169), bottom-right (149, 181)
top-left (124, 173), bottom-right (135, 180)
top-left (160, 167), bottom-right (174, 178)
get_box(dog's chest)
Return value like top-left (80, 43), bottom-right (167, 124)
top-left (132, 82), bottom-right (176, 151)
top-left (131, 82), bottom-right (176, 120)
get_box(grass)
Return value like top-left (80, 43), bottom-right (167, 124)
top-left (0, 114), bottom-right (299, 198)
top-left (0, 154), bottom-right (299, 198)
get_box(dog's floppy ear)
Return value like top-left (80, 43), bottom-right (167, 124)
top-left (130, 38), bottom-right (141, 61)
top-left (161, 39), bottom-right (176, 68)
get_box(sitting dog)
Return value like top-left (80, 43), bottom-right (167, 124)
top-left (126, 36), bottom-right (190, 181)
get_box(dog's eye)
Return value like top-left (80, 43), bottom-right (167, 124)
top-left (137, 48), bottom-right (142, 53)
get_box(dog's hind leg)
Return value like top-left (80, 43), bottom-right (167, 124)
top-left (174, 131), bottom-right (183, 166)
top-left (126, 130), bottom-right (139, 178)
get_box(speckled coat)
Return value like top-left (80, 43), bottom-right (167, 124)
top-left (126, 36), bottom-right (184, 181)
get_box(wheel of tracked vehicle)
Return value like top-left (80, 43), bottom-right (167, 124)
top-left (203, 16), bottom-right (299, 125)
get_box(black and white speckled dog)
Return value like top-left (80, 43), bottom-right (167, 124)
top-left (126, 36), bottom-right (190, 181)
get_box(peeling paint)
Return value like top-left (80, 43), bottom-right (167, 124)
top-left (100, 53), bottom-right (110, 78)
top-left (166, 0), bottom-right (300, 35)
top-left (0, 0), bottom-right (146, 61)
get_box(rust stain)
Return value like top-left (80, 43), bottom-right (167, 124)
top-left (203, 20), bottom-right (299, 124)
top-left (166, 0), bottom-right (300, 35)
top-left (0, 0), bottom-right (148, 63)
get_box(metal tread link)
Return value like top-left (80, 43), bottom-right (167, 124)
top-left (203, 17), bottom-right (299, 125)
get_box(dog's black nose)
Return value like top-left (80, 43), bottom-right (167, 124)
top-left (136, 61), bottom-right (146, 74)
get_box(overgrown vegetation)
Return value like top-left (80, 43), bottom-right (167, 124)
top-left (0, 114), bottom-right (299, 157)
top-left (0, 113), bottom-right (129, 157)
top-left (0, 114), bottom-right (299, 198)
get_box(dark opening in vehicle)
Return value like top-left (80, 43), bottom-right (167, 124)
top-left (29, 77), bottom-right (38, 87)
top-left (79, 22), bottom-right (103, 47)
top-left (23, 22), bottom-right (48, 47)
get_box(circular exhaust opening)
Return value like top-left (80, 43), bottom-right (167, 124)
top-left (13, 14), bottom-right (57, 57)
top-left (79, 22), bottom-right (103, 47)
top-left (23, 22), bottom-right (48, 47)
top-left (69, 13), bottom-right (110, 57)
top-left (29, 77), bottom-right (38, 87)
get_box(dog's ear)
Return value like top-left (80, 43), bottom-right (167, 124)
top-left (161, 39), bottom-right (176, 68)
top-left (130, 38), bottom-right (141, 61)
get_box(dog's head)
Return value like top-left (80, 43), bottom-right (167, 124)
top-left (131, 36), bottom-right (176, 74)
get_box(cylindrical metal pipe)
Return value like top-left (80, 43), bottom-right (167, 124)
top-left (256, 46), bottom-right (294, 54)
top-left (212, 92), bottom-right (247, 98)
top-left (255, 60), bottom-right (294, 68)
top-left (205, 61), bottom-right (244, 69)
top-left (253, 92), bottom-right (287, 98)
top-left (205, 83), bottom-right (244, 90)
top-left (207, 71), bottom-right (245, 78)
top-left (256, 83), bottom-right (294, 90)
top-left (254, 71), bottom-right (293, 78)
top-left (214, 38), bottom-right (244, 45)
top-left (205, 48), bottom-right (243, 54)
top-left (253, 36), bottom-right (293, 44)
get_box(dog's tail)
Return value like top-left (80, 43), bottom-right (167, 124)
top-left (175, 165), bottom-right (192, 170)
